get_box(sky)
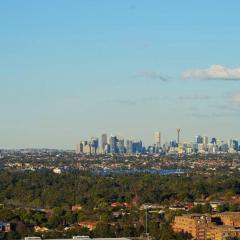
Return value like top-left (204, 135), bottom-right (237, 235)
top-left (1, 0), bottom-right (240, 149)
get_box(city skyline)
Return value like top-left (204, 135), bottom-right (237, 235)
top-left (1, 1), bottom-right (240, 149)
top-left (77, 131), bottom-right (240, 146)
top-left (1, 129), bottom-right (240, 150)
top-left (75, 131), bottom-right (239, 155)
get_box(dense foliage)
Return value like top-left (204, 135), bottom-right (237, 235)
top-left (0, 170), bottom-right (240, 239)
top-left (0, 171), bottom-right (240, 208)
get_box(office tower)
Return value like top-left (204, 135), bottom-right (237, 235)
top-left (170, 140), bottom-right (178, 148)
top-left (211, 137), bottom-right (217, 145)
top-left (132, 140), bottom-right (143, 154)
top-left (126, 140), bottom-right (133, 154)
top-left (82, 141), bottom-right (91, 154)
top-left (101, 134), bottom-right (108, 153)
top-left (196, 135), bottom-right (203, 144)
top-left (109, 135), bottom-right (118, 154)
top-left (198, 144), bottom-right (205, 153)
top-left (76, 141), bottom-right (84, 154)
top-left (105, 144), bottom-right (110, 154)
top-left (154, 131), bottom-right (161, 148)
top-left (177, 128), bottom-right (181, 144)
top-left (147, 145), bottom-right (154, 154)
top-left (220, 143), bottom-right (228, 152)
top-left (229, 139), bottom-right (238, 151)
top-left (203, 136), bottom-right (208, 146)
top-left (76, 143), bottom-right (81, 154)
top-left (90, 138), bottom-right (98, 155)
top-left (117, 139), bottom-right (125, 155)
top-left (192, 143), bottom-right (198, 153)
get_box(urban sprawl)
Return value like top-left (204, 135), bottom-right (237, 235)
top-left (1, 131), bottom-right (240, 240)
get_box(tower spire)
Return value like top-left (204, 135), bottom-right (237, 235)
top-left (177, 128), bottom-right (181, 145)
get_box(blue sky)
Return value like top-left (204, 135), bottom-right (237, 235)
top-left (1, 0), bottom-right (240, 149)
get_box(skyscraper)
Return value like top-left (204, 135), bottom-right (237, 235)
top-left (76, 143), bottom-right (81, 154)
top-left (154, 131), bottom-right (161, 148)
top-left (117, 139), bottom-right (125, 155)
top-left (177, 128), bottom-right (181, 145)
top-left (90, 137), bottom-right (99, 155)
top-left (132, 140), bottom-right (143, 154)
top-left (109, 135), bottom-right (118, 154)
top-left (101, 134), bottom-right (108, 153)
top-left (196, 135), bottom-right (203, 144)
top-left (211, 137), bottom-right (217, 145)
top-left (76, 141), bottom-right (84, 154)
top-left (203, 136), bottom-right (208, 146)
top-left (229, 139), bottom-right (238, 151)
top-left (126, 140), bottom-right (133, 154)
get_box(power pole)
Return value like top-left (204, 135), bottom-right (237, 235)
top-left (145, 207), bottom-right (149, 240)
top-left (145, 207), bottom-right (148, 234)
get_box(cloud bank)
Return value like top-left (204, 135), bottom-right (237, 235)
top-left (182, 65), bottom-right (240, 80)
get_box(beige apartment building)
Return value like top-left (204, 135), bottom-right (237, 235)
top-left (213, 212), bottom-right (240, 228)
top-left (207, 224), bottom-right (240, 240)
top-left (172, 214), bottom-right (211, 240)
top-left (172, 212), bottom-right (240, 240)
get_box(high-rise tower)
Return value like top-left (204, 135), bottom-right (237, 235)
top-left (101, 134), bottom-right (108, 153)
top-left (177, 128), bottom-right (181, 144)
top-left (154, 131), bottom-right (161, 148)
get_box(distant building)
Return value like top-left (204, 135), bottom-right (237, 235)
top-left (155, 131), bottom-right (161, 148)
top-left (53, 168), bottom-right (62, 174)
top-left (132, 140), bottom-right (143, 154)
top-left (117, 139), bottom-right (125, 155)
top-left (78, 220), bottom-right (98, 230)
top-left (196, 135), bottom-right (203, 144)
top-left (90, 138), bottom-right (99, 155)
top-left (82, 141), bottom-right (91, 154)
top-left (109, 136), bottom-right (118, 154)
top-left (198, 144), bottom-right (205, 153)
top-left (101, 134), bottom-right (108, 153)
top-left (170, 140), bottom-right (178, 148)
top-left (34, 226), bottom-right (49, 233)
top-left (126, 140), bottom-right (133, 154)
top-left (0, 222), bottom-right (11, 232)
top-left (219, 143), bottom-right (228, 153)
top-left (76, 143), bottom-right (81, 154)
top-left (228, 139), bottom-right (238, 153)
top-left (211, 138), bottom-right (217, 145)
top-left (71, 204), bottom-right (82, 212)
top-left (203, 136), bottom-right (208, 147)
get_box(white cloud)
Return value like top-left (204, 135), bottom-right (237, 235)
top-left (182, 65), bottom-right (240, 80)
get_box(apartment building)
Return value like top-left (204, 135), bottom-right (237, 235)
top-left (172, 214), bottom-right (211, 240)
top-left (213, 212), bottom-right (240, 228)
top-left (207, 224), bottom-right (240, 240)
top-left (172, 212), bottom-right (240, 240)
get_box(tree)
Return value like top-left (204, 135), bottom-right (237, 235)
top-left (94, 223), bottom-right (115, 237)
